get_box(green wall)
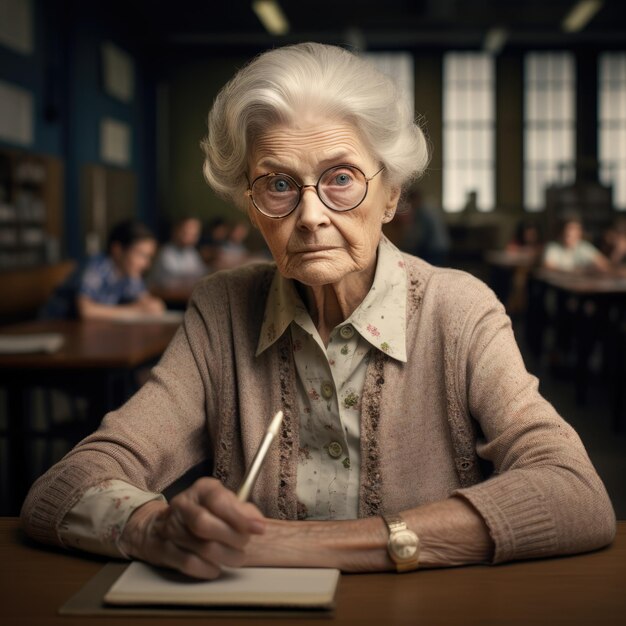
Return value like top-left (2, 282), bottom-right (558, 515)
top-left (164, 56), bottom-right (248, 224)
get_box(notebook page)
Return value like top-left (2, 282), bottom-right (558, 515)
top-left (104, 562), bottom-right (340, 609)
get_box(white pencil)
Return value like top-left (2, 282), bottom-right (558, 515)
top-left (236, 410), bottom-right (284, 501)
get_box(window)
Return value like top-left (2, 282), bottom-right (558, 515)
top-left (598, 53), bottom-right (626, 210)
top-left (363, 52), bottom-right (414, 118)
top-left (443, 52), bottom-right (495, 213)
top-left (524, 53), bottom-right (576, 211)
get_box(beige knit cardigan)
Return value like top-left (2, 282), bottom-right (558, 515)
top-left (21, 254), bottom-right (616, 564)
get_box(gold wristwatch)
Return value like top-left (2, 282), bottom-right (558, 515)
top-left (383, 514), bottom-right (420, 572)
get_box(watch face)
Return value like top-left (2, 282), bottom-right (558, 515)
top-left (391, 530), bottom-right (418, 560)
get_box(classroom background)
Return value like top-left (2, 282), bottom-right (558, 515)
top-left (0, 0), bottom-right (625, 516)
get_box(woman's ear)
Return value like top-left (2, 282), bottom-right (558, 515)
top-left (382, 187), bottom-right (401, 223)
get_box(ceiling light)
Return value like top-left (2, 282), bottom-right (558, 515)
top-left (562, 0), bottom-right (603, 33)
top-left (483, 28), bottom-right (508, 55)
top-left (252, 1), bottom-right (290, 36)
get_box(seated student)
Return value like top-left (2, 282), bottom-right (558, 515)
top-left (397, 187), bottom-right (450, 267)
top-left (199, 217), bottom-right (230, 269)
top-left (42, 220), bottom-right (165, 320)
top-left (507, 219), bottom-right (543, 256)
top-left (542, 213), bottom-right (610, 273)
top-left (149, 217), bottom-right (207, 289)
top-left (213, 220), bottom-right (252, 270)
top-left (601, 217), bottom-right (626, 266)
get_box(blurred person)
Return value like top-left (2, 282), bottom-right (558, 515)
top-left (400, 187), bottom-right (450, 266)
top-left (199, 217), bottom-right (230, 269)
top-left (150, 216), bottom-right (207, 289)
top-left (543, 214), bottom-right (610, 273)
top-left (601, 217), bottom-right (626, 266)
top-left (507, 219), bottom-right (543, 256)
top-left (42, 220), bottom-right (165, 320)
top-left (213, 220), bottom-right (252, 270)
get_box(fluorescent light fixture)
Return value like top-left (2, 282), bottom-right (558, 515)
top-left (484, 28), bottom-right (508, 55)
top-left (562, 0), bottom-right (603, 32)
top-left (252, 1), bottom-right (290, 36)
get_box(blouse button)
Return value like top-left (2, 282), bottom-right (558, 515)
top-left (340, 325), bottom-right (355, 339)
top-left (320, 381), bottom-right (334, 399)
top-left (327, 441), bottom-right (343, 459)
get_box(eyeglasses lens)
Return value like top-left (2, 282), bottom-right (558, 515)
top-left (251, 165), bottom-right (368, 217)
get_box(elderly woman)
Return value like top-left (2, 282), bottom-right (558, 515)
top-left (22, 43), bottom-right (614, 578)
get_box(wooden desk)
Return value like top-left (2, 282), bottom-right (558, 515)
top-left (150, 284), bottom-right (195, 310)
top-left (1, 517), bottom-right (624, 625)
top-left (534, 268), bottom-right (626, 296)
top-left (0, 320), bottom-right (179, 512)
top-left (0, 261), bottom-right (75, 323)
top-left (0, 319), bottom-right (178, 370)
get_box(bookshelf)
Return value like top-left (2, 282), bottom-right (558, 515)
top-left (0, 148), bottom-right (64, 271)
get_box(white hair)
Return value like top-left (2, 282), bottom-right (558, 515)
top-left (202, 42), bottom-right (429, 209)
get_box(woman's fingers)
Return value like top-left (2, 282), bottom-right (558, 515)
top-left (148, 533), bottom-right (223, 580)
top-left (134, 478), bottom-right (266, 578)
top-left (171, 478), bottom-right (266, 543)
top-left (160, 479), bottom-right (265, 570)
top-left (165, 525), bottom-right (248, 569)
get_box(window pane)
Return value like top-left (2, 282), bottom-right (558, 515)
top-left (363, 52), bottom-right (414, 118)
top-left (443, 52), bottom-right (495, 212)
top-left (524, 52), bottom-right (576, 210)
top-left (599, 53), bottom-right (626, 210)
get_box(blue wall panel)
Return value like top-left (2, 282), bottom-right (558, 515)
top-left (0, 0), bottom-right (156, 259)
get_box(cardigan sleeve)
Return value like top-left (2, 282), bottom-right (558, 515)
top-left (451, 280), bottom-right (616, 564)
top-left (20, 285), bottom-right (218, 548)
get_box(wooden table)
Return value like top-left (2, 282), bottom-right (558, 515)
top-left (1, 517), bottom-right (624, 625)
top-left (0, 319), bottom-right (179, 512)
top-left (534, 268), bottom-right (626, 297)
top-left (150, 281), bottom-right (197, 310)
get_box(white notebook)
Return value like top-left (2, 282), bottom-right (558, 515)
top-left (112, 310), bottom-right (184, 324)
top-left (104, 562), bottom-right (340, 609)
top-left (0, 333), bottom-right (64, 354)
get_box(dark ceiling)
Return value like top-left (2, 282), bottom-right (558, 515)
top-left (107, 0), bottom-right (626, 51)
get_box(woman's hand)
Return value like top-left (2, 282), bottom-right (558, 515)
top-left (119, 478), bottom-right (266, 579)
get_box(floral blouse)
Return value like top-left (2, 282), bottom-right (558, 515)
top-left (59, 236), bottom-right (407, 556)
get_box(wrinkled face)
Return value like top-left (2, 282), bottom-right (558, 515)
top-left (246, 121), bottom-right (399, 286)
top-left (112, 239), bottom-right (157, 278)
top-left (563, 221), bottom-right (583, 249)
top-left (175, 219), bottom-right (202, 247)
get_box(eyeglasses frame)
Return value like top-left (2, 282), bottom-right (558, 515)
top-left (245, 163), bottom-right (385, 219)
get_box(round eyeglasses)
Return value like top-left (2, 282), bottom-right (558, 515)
top-left (246, 164), bottom-right (384, 219)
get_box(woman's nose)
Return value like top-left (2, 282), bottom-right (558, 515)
top-left (296, 186), bottom-right (331, 231)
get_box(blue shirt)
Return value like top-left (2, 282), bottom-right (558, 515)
top-left (41, 254), bottom-right (147, 319)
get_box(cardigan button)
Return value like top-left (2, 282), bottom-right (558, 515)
top-left (458, 458), bottom-right (473, 471)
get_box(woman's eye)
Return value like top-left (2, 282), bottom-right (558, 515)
top-left (333, 172), bottom-right (353, 186)
top-left (271, 177), bottom-right (292, 192)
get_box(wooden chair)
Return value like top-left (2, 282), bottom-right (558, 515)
top-left (0, 261), bottom-right (75, 325)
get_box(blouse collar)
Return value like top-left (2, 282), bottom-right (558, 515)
top-left (256, 235), bottom-right (408, 362)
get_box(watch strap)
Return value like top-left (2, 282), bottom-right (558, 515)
top-left (383, 514), bottom-right (408, 533)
